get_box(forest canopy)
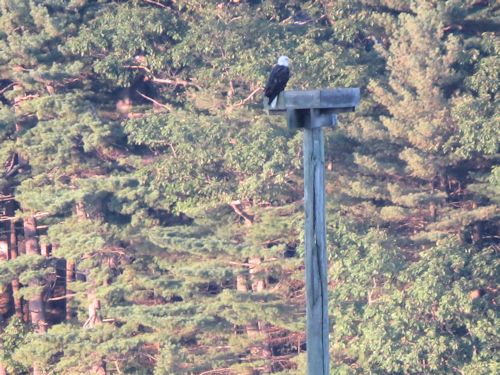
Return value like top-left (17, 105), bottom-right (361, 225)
top-left (0, 0), bottom-right (498, 374)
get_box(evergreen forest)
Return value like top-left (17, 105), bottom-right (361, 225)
top-left (0, 0), bottom-right (498, 374)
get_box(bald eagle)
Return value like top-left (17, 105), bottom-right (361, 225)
top-left (265, 56), bottom-right (290, 108)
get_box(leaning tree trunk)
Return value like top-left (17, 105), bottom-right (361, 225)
top-left (24, 216), bottom-right (47, 375)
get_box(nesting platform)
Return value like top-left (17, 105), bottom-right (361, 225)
top-left (264, 88), bottom-right (360, 130)
top-left (263, 86), bottom-right (361, 375)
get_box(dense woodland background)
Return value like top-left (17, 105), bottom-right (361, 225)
top-left (0, 0), bottom-right (498, 374)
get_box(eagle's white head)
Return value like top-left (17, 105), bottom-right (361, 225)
top-left (277, 56), bottom-right (289, 67)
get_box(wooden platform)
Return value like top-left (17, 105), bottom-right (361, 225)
top-left (264, 88), bottom-right (360, 129)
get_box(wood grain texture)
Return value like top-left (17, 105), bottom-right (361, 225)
top-left (264, 88), bottom-right (360, 112)
top-left (304, 125), bottom-right (329, 375)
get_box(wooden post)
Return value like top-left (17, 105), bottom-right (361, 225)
top-left (303, 125), bottom-right (329, 374)
top-left (264, 88), bottom-right (360, 375)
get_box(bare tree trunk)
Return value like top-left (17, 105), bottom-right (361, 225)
top-left (10, 227), bottom-right (23, 319)
top-left (83, 293), bottom-right (106, 374)
top-left (66, 202), bottom-right (87, 322)
top-left (0, 240), bottom-right (10, 317)
top-left (236, 260), bottom-right (260, 337)
top-left (0, 315), bottom-right (7, 374)
top-left (76, 202), bottom-right (106, 374)
top-left (40, 242), bottom-right (49, 257)
top-left (23, 298), bottom-right (30, 323)
top-left (24, 217), bottom-right (47, 331)
top-left (24, 216), bottom-right (47, 375)
top-left (236, 257), bottom-right (273, 373)
top-left (6, 201), bottom-right (23, 319)
top-left (0, 219), bottom-right (12, 373)
top-left (249, 257), bottom-right (272, 373)
top-left (0, 240), bottom-right (8, 259)
top-left (0, 278), bottom-right (9, 375)
top-left (249, 257), bottom-right (266, 293)
top-left (91, 360), bottom-right (106, 375)
top-left (0, 295), bottom-right (11, 373)
top-left (236, 266), bottom-right (249, 294)
top-left (83, 293), bottom-right (102, 328)
top-left (65, 259), bottom-right (75, 321)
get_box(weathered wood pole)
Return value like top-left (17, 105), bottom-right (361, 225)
top-left (265, 88), bottom-right (359, 375)
top-left (303, 124), bottom-right (329, 374)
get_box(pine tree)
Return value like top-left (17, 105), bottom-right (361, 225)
top-left (0, 0), bottom-right (496, 373)
top-left (338, 0), bottom-right (498, 243)
top-left (323, 1), bottom-right (498, 373)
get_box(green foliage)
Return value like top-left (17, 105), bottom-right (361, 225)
top-left (0, 0), bottom-right (497, 373)
top-left (353, 240), bottom-right (498, 374)
top-left (0, 317), bottom-right (29, 375)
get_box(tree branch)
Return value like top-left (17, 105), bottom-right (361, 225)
top-left (152, 77), bottom-right (201, 90)
top-left (142, 0), bottom-right (170, 9)
top-left (318, 0), bottom-right (334, 27)
top-left (234, 87), bottom-right (262, 107)
top-left (136, 91), bottom-right (173, 111)
top-left (14, 94), bottom-right (39, 105)
top-left (0, 83), bottom-right (14, 95)
top-left (230, 200), bottom-right (254, 225)
top-left (123, 65), bottom-right (152, 73)
top-left (123, 64), bottom-right (200, 89)
top-left (47, 293), bottom-right (77, 302)
top-left (198, 368), bottom-right (235, 375)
